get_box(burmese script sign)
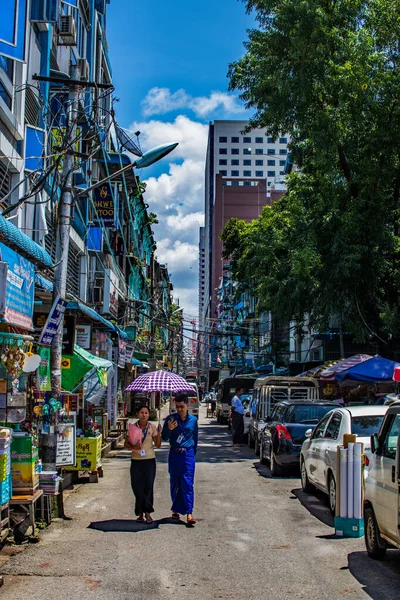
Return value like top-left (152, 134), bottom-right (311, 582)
top-left (93, 183), bottom-right (114, 227)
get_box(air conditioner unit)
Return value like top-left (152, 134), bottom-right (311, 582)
top-left (77, 58), bottom-right (90, 81)
top-left (30, 0), bottom-right (59, 24)
top-left (58, 15), bottom-right (77, 46)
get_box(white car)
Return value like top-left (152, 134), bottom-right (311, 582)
top-left (300, 405), bottom-right (388, 514)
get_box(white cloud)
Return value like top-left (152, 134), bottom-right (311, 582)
top-left (130, 115), bottom-right (208, 162)
top-left (141, 87), bottom-right (244, 118)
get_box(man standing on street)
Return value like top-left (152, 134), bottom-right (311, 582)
top-left (162, 392), bottom-right (198, 526)
top-left (231, 387), bottom-right (244, 447)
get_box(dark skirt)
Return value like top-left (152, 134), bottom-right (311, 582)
top-left (130, 459), bottom-right (156, 515)
top-left (232, 412), bottom-right (244, 444)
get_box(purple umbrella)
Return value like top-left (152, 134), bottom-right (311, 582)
top-left (125, 370), bottom-right (195, 393)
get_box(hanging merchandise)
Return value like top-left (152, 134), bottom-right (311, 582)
top-left (1, 346), bottom-right (25, 380)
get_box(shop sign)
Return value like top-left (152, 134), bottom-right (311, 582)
top-left (38, 296), bottom-right (68, 346)
top-left (125, 345), bottom-right (134, 363)
top-left (61, 358), bottom-right (71, 369)
top-left (62, 315), bottom-right (76, 355)
top-left (118, 339), bottom-right (126, 368)
top-left (102, 269), bottom-right (119, 318)
top-left (38, 347), bottom-right (51, 392)
top-left (0, 244), bottom-right (34, 330)
top-left (56, 424), bottom-right (76, 467)
top-left (75, 324), bottom-right (92, 349)
top-left (93, 183), bottom-right (114, 227)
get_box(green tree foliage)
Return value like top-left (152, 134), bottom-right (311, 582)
top-left (224, 0), bottom-right (400, 350)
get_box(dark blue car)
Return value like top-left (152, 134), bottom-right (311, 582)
top-left (259, 400), bottom-right (337, 476)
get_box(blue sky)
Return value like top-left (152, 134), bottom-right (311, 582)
top-left (107, 0), bottom-right (255, 316)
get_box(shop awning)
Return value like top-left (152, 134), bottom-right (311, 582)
top-left (336, 356), bottom-right (400, 383)
top-left (66, 301), bottom-right (128, 337)
top-left (35, 273), bottom-right (54, 292)
top-left (62, 344), bottom-right (112, 391)
top-left (0, 215), bottom-right (53, 268)
top-left (134, 351), bottom-right (150, 360)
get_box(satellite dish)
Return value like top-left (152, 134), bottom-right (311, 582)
top-left (115, 125), bottom-right (143, 157)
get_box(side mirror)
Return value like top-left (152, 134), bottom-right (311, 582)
top-left (371, 433), bottom-right (379, 454)
top-left (305, 429), bottom-right (313, 439)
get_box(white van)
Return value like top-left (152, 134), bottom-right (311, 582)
top-left (248, 376), bottom-right (319, 455)
top-left (170, 383), bottom-right (200, 419)
top-left (364, 403), bottom-right (400, 559)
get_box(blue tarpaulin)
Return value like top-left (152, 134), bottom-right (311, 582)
top-left (335, 356), bottom-right (400, 382)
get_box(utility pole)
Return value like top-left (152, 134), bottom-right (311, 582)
top-left (50, 64), bottom-right (80, 394)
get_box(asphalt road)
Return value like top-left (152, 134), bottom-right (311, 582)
top-left (1, 407), bottom-right (400, 599)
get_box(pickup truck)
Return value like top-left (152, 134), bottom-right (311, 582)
top-left (364, 402), bottom-right (400, 559)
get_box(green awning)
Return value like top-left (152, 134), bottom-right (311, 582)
top-left (134, 351), bottom-right (150, 360)
top-left (62, 345), bottom-right (112, 391)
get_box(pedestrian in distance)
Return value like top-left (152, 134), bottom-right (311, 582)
top-left (124, 405), bottom-right (162, 524)
top-left (162, 392), bottom-right (198, 526)
top-left (231, 387), bottom-right (244, 447)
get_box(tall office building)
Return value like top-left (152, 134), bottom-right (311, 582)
top-left (199, 121), bottom-right (289, 375)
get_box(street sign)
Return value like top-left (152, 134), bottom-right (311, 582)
top-left (38, 296), bottom-right (68, 346)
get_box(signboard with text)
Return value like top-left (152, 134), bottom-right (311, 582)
top-left (93, 183), bottom-right (114, 227)
top-left (75, 324), bottom-right (92, 349)
top-left (0, 243), bottom-right (34, 330)
top-left (56, 424), bottom-right (76, 467)
top-left (38, 296), bottom-right (68, 346)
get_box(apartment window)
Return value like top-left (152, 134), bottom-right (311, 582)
top-left (231, 159), bottom-right (239, 165)
top-left (268, 170), bottom-right (276, 177)
top-left (219, 148), bottom-right (227, 155)
top-left (279, 137), bottom-right (288, 144)
top-left (255, 170), bottom-right (264, 177)
top-left (243, 170), bottom-right (252, 177)
top-left (267, 137), bottom-right (274, 143)
top-left (267, 149), bottom-right (275, 155)
top-left (219, 170), bottom-right (227, 176)
top-left (255, 137), bottom-right (263, 143)
top-left (243, 136), bottom-right (251, 143)
top-left (243, 159), bottom-right (251, 166)
top-left (219, 136), bottom-right (227, 143)
top-left (280, 160), bottom-right (286, 166)
top-left (267, 160), bottom-right (275, 166)
top-left (219, 159), bottom-right (227, 165)
top-left (255, 149), bottom-right (263, 155)
top-left (280, 149), bottom-right (288, 155)
top-left (0, 82), bottom-right (11, 110)
top-left (231, 181), bottom-right (239, 186)
top-left (231, 148), bottom-right (239, 155)
top-left (280, 170), bottom-right (285, 175)
top-left (267, 181), bottom-right (272, 186)
top-left (243, 148), bottom-right (251, 155)
top-left (243, 181), bottom-right (252, 186)
top-left (231, 136), bottom-right (239, 143)
top-left (255, 160), bottom-right (263, 166)
top-left (231, 170), bottom-right (239, 176)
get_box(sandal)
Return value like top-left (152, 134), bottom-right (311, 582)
top-left (187, 515), bottom-right (196, 526)
top-left (171, 512), bottom-right (180, 520)
top-left (136, 514), bottom-right (144, 522)
top-left (145, 513), bottom-right (153, 524)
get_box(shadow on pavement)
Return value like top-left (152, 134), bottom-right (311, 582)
top-left (348, 550), bottom-right (400, 600)
top-left (88, 517), bottom-right (188, 533)
top-left (254, 461), bottom-right (299, 480)
top-left (291, 487), bottom-right (334, 528)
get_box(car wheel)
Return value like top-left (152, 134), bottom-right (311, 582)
top-left (260, 441), bottom-right (268, 465)
top-left (365, 507), bottom-right (387, 560)
top-left (300, 458), bottom-right (313, 493)
top-left (254, 435), bottom-right (260, 456)
top-left (328, 473), bottom-right (336, 515)
top-left (270, 448), bottom-right (283, 477)
top-left (248, 432), bottom-right (255, 449)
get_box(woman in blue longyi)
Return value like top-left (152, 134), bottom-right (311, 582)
top-left (162, 392), bottom-right (198, 526)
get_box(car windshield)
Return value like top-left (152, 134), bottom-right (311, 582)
top-left (291, 405), bottom-right (335, 424)
top-left (351, 415), bottom-right (385, 437)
